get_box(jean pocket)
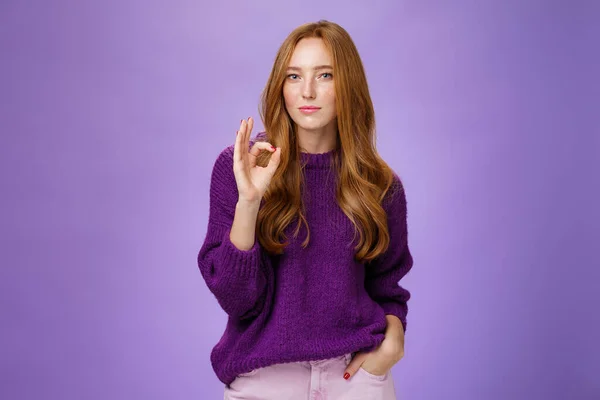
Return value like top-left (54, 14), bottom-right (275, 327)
top-left (237, 368), bottom-right (259, 378)
top-left (357, 366), bottom-right (388, 381)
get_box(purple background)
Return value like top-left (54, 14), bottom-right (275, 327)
top-left (1, 1), bottom-right (598, 399)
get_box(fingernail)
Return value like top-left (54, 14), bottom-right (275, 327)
top-left (270, 146), bottom-right (275, 151)
top-left (343, 372), bottom-right (350, 380)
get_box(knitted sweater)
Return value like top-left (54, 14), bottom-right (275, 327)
top-left (197, 140), bottom-right (414, 386)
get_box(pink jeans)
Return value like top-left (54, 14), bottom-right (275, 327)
top-left (224, 352), bottom-right (397, 400)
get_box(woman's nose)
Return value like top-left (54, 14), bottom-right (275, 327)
top-left (302, 81), bottom-right (316, 99)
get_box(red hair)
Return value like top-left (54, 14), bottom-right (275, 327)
top-left (255, 20), bottom-right (401, 263)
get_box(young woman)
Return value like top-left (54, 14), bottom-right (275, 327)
top-left (197, 20), bottom-right (414, 400)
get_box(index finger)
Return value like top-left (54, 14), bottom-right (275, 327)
top-left (246, 117), bottom-right (254, 147)
top-left (233, 119), bottom-right (245, 164)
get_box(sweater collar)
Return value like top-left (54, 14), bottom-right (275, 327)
top-left (300, 148), bottom-right (339, 169)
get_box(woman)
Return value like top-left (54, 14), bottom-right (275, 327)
top-left (197, 19), bottom-right (413, 399)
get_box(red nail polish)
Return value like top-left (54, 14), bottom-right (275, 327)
top-left (343, 372), bottom-right (350, 380)
top-left (270, 146), bottom-right (275, 151)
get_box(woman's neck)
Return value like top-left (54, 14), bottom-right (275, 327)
top-left (296, 125), bottom-right (338, 154)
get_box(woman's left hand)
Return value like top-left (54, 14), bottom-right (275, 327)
top-left (343, 316), bottom-right (405, 379)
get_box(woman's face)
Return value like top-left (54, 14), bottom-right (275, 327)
top-left (283, 37), bottom-right (337, 135)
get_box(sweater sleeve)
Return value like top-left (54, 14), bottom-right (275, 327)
top-left (364, 174), bottom-right (414, 333)
top-left (196, 145), bottom-right (269, 320)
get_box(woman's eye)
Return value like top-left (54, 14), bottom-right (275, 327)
top-left (287, 72), bottom-right (332, 80)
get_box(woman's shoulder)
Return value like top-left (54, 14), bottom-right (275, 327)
top-left (381, 168), bottom-right (408, 217)
top-left (385, 168), bottom-right (406, 198)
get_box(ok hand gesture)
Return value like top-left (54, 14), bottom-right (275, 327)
top-left (233, 117), bottom-right (281, 203)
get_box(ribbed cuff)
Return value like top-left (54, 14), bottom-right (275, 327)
top-left (216, 228), bottom-right (262, 286)
top-left (381, 302), bottom-right (408, 334)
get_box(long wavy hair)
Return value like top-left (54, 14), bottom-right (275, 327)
top-left (254, 20), bottom-right (401, 264)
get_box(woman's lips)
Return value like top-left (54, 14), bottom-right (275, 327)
top-left (299, 107), bottom-right (321, 114)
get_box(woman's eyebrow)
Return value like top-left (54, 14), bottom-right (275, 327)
top-left (286, 65), bottom-right (333, 71)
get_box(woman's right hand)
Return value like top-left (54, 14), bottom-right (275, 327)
top-left (233, 117), bottom-right (281, 203)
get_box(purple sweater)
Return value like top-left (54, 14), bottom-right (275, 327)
top-left (197, 140), bottom-right (414, 386)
